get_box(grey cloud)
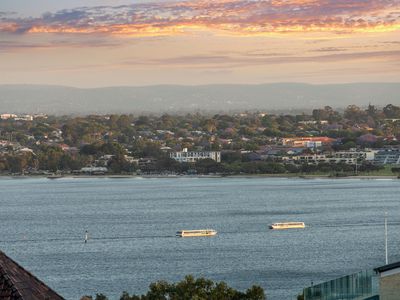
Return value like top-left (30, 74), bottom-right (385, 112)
top-left (134, 50), bottom-right (400, 68)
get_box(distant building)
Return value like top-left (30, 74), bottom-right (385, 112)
top-left (374, 149), bottom-right (400, 165)
top-left (0, 113), bottom-right (17, 120)
top-left (80, 166), bottom-right (108, 175)
top-left (283, 155), bottom-right (357, 165)
top-left (14, 114), bottom-right (34, 121)
top-left (281, 137), bottom-right (335, 148)
top-left (298, 120), bottom-right (329, 125)
top-left (335, 150), bottom-right (376, 161)
top-left (170, 148), bottom-right (221, 163)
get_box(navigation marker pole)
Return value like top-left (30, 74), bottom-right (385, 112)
top-left (385, 212), bottom-right (388, 265)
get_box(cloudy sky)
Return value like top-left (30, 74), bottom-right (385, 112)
top-left (0, 0), bottom-right (399, 87)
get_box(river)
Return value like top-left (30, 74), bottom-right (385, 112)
top-left (0, 177), bottom-right (399, 299)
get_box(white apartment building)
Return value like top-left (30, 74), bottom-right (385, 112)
top-left (283, 155), bottom-right (357, 165)
top-left (170, 148), bottom-right (221, 163)
top-left (334, 150), bottom-right (376, 161)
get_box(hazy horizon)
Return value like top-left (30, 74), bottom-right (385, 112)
top-left (2, 81), bottom-right (400, 89)
top-left (1, 82), bottom-right (399, 115)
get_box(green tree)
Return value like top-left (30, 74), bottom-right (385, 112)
top-left (195, 159), bottom-right (222, 174)
top-left (107, 275), bottom-right (266, 300)
top-left (95, 294), bottom-right (108, 300)
top-left (383, 104), bottom-right (400, 118)
top-left (7, 155), bottom-right (27, 173)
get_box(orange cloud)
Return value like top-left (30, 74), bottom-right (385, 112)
top-left (1, 0), bottom-right (399, 37)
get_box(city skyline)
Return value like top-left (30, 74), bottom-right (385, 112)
top-left (0, 0), bottom-right (399, 87)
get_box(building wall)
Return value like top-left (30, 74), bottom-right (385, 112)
top-left (303, 269), bottom-right (379, 300)
top-left (288, 155), bottom-right (357, 165)
top-left (170, 151), bottom-right (221, 163)
top-left (379, 272), bottom-right (400, 300)
top-left (374, 150), bottom-right (400, 165)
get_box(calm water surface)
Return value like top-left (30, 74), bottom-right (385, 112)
top-left (1, 177), bottom-right (400, 299)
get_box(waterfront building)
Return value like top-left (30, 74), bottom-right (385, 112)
top-left (170, 148), bottom-right (221, 163)
top-left (283, 155), bottom-right (357, 165)
top-left (80, 166), bottom-right (108, 175)
top-left (0, 250), bottom-right (65, 300)
top-left (374, 149), bottom-right (400, 165)
top-left (334, 150), bottom-right (376, 161)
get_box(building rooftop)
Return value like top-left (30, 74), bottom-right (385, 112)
top-left (0, 250), bottom-right (64, 300)
top-left (374, 261), bottom-right (400, 274)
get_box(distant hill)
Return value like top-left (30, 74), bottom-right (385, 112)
top-left (0, 83), bottom-right (399, 115)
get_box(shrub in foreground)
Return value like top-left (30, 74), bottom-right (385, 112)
top-left (81, 275), bottom-right (266, 300)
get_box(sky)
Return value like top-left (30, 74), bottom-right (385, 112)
top-left (0, 0), bottom-right (399, 87)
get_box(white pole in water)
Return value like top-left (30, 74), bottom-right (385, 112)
top-left (385, 212), bottom-right (388, 265)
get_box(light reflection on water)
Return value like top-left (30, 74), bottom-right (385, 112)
top-left (0, 177), bottom-right (399, 299)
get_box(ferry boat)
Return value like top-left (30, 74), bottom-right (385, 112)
top-left (176, 229), bottom-right (217, 237)
top-left (269, 222), bottom-right (305, 230)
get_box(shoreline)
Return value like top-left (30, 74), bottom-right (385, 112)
top-left (0, 174), bottom-right (398, 180)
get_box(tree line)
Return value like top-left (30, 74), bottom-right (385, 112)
top-left (81, 275), bottom-right (266, 300)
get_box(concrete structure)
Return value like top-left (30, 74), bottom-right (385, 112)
top-left (283, 155), bottom-right (357, 165)
top-left (281, 137), bottom-right (335, 148)
top-left (170, 148), bottom-right (221, 163)
top-left (80, 166), bottom-right (108, 174)
top-left (374, 149), bottom-right (400, 165)
top-left (14, 115), bottom-right (34, 121)
top-left (0, 114), bottom-right (17, 120)
top-left (335, 150), bottom-right (376, 161)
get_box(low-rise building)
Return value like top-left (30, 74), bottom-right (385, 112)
top-left (0, 113), bottom-right (17, 120)
top-left (170, 148), bottom-right (221, 163)
top-left (281, 137), bottom-right (336, 148)
top-left (80, 166), bottom-right (108, 175)
top-left (283, 155), bottom-right (357, 165)
top-left (374, 149), bottom-right (400, 165)
top-left (335, 150), bottom-right (376, 161)
top-left (14, 114), bottom-right (34, 121)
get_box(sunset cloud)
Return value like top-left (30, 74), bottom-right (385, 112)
top-left (1, 0), bottom-right (399, 37)
top-left (126, 50), bottom-right (400, 68)
top-left (1, 0), bottom-right (399, 87)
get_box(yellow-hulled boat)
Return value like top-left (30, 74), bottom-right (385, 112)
top-left (269, 222), bottom-right (305, 230)
top-left (176, 229), bottom-right (217, 237)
